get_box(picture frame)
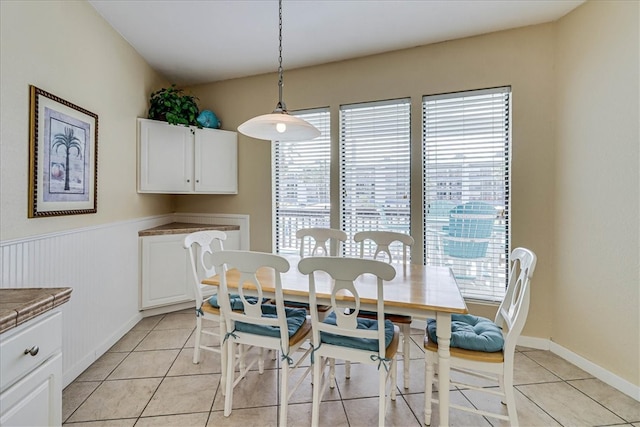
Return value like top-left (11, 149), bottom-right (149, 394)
top-left (28, 85), bottom-right (98, 217)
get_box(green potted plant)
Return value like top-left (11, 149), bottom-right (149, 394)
top-left (148, 84), bottom-right (200, 126)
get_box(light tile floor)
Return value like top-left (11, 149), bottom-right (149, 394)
top-left (63, 310), bottom-right (640, 426)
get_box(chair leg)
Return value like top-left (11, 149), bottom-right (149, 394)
top-left (378, 365), bottom-right (386, 427)
top-left (219, 320), bottom-right (227, 395)
top-left (224, 340), bottom-right (235, 417)
top-left (259, 347), bottom-right (265, 373)
top-left (424, 355), bottom-right (434, 426)
top-left (390, 356), bottom-right (397, 401)
top-left (402, 323), bottom-right (411, 388)
top-left (345, 360), bottom-right (351, 379)
top-left (502, 371), bottom-right (519, 426)
top-left (311, 356), bottom-right (322, 426)
top-left (280, 361), bottom-right (289, 427)
top-left (329, 358), bottom-right (336, 389)
top-left (193, 316), bottom-right (202, 364)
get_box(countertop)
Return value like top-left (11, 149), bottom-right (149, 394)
top-left (0, 288), bottom-right (73, 334)
top-left (138, 222), bottom-right (240, 237)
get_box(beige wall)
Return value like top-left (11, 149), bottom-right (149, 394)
top-left (180, 24), bottom-right (558, 339)
top-left (555, 1), bottom-right (639, 386)
top-left (0, 0), bottom-right (172, 241)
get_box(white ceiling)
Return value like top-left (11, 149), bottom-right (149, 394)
top-left (89, 0), bottom-right (584, 86)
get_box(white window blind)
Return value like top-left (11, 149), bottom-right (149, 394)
top-left (422, 87), bottom-right (511, 301)
top-left (273, 108), bottom-right (331, 254)
top-left (340, 99), bottom-right (411, 259)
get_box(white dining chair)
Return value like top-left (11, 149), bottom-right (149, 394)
top-left (353, 230), bottom-right (415, 388)
top-left (293, 227), bottom-right (346, 319)
top-left (183, 230), bottom-right (227, 365)
top-left (297, 227), bottom-right (347, 257)
top-left (299, 256), bottom-right (400, 427)
top-left (211, 250), bottom-right (312, 427)
top-left (423, 247), bottom-right (537, 426)
top-left (353, 230), bottom-right (415, 264)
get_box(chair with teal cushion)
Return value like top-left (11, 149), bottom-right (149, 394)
top-left (298, 256), bottom-right (400, 427)
top-left (183, 231), bottom-right (227, 366)
top-left (211, 250), bottom-right (312, 427)
top-left (426, 314), bottom-right (504, 352)
top-left (424, 247), bottom-right (537, 426)
top-left (353, 230), bottom-right (415, 388)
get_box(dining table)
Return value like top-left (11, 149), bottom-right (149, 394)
top-left (202, 254), bottom-right (468, 426)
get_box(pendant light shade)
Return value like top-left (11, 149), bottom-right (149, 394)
top-left (237, 0), bottom-right (320, 142)
top-left (238, 112), bottom-right (320, 141)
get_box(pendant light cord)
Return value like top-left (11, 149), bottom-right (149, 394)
top-left (276, 0), bottom-right (286, 113)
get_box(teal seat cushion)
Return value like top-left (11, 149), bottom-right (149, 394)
top-left (320, 312), bottom-right (394, 352)
top-left (235, 305), bottom-right (307, 338)
top-left (426, 314), bottom-right (504, 352)
top-left (208, 294), bottom-right (267, 311)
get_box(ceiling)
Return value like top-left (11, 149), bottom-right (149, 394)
top-left (89, 0), bottom-right (584, 86)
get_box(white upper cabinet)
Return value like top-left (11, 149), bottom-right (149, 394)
top-left (138, 118), bottom-right (238, 194)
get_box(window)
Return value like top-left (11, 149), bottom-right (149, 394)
top-left (422, 87), bottom-right (511, 301)
top-left (340, 99), bottom-right (411, 259)
top-left (273, 108), bottom-right (331, 254)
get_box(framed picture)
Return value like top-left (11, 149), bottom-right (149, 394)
top-left (28, 85), bottom-right (98, 217)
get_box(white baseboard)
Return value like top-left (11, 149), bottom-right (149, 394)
top-left (549, 341), bottom-right (640, 401)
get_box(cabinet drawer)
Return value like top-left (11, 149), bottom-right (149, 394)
top-left (0, 311), bottom-right (62, 392)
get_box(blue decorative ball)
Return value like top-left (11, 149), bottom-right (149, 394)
top-left (197, 110), bottom-right (221, 129)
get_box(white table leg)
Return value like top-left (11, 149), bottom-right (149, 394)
top-left (435, 312), bottom-right (452, 427)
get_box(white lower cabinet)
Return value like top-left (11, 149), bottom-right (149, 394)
top-left (140, 230), bottom-right (240, 310)
top-left (0, 311), bottom-right (63, 427)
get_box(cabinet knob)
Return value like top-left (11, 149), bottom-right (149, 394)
top-left (186, 179), bottom-right (190, 183)
top-left (196, 180), bottom-right (199, 183)
top-left (24, 346), bottom-right (39, 356)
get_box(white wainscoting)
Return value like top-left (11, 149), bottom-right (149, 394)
top-left (0, 213), bottom-right (249, 387)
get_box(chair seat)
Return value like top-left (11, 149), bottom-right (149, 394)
top-left (209, 294), bottom-right (268, 311)
top-left (200, 301), bottom-right (222, 316)
top-left (321, 312), bottom-right (399, 354)
top-left (424, 334), bottom-right (504, 363)
top-left (426, 314), bottom-right (504, 352)
top-left (235, 305), bottom-right (309, 338)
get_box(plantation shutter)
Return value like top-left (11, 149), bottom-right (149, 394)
top-left (422, 87), bottom-right (511, 301)
top-left (340, 99), bottom-right (411, 259)
top-left (273, 108), bottom-right (331, 254)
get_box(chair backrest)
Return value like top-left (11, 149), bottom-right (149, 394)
top-left (298, 257), bottom-right (396, 356)
top-left (353, 230), bottom-right (415, 264)
top-left (296, 227), bottom-right (347, 257)
top-left (210, 250), bottom-right (292, 345)
top-left (495, 247), bottom-right (537, 356)
top-left (184, 230), bottom-right (227, 308)
top-left (445, 201), bottom-right (497, 259)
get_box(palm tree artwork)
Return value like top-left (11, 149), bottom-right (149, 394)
top-left (51, 126), bottom-right (83, 191)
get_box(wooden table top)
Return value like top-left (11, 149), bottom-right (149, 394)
top-left (202, 255), bottom-right (468, 317)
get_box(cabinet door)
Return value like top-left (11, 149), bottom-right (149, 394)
top-left (194, 128), bottom-right (238, 194)
top-left (139, 119), bottom-right (194, 193)
top-left (140, 234), bottom-right (192, 309)
top-left (0, 353), bottom-right (62, 427)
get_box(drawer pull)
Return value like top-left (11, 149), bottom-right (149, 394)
top-left (24, 346), bottom-right (39, 356)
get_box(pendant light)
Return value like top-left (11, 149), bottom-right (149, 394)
top-left (237, 0), bottom-right (320, 142)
